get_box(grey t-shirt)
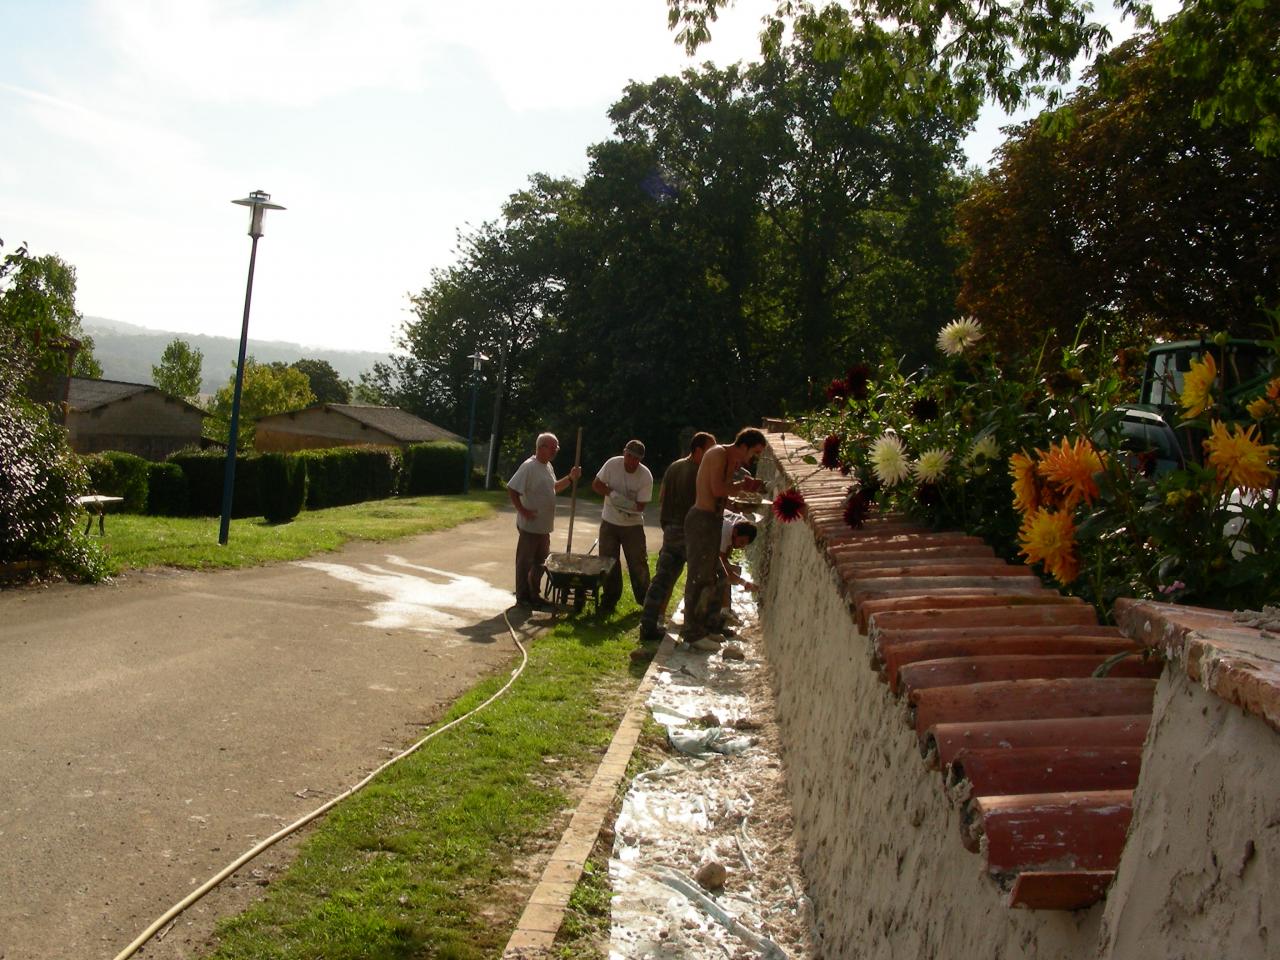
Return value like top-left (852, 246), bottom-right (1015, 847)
top-left (508, 456), bottom-right (557, 535)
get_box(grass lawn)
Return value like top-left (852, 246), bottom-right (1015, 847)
top-left (202, 599), bottom-right (656, 960)
top-left (95, 491), bottom-right (507, 574)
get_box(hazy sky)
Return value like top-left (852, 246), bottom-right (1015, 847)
top-left (2, 1), bottom-right (1165, 354)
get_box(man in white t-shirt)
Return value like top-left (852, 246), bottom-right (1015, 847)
top-left (591, 439), bottom-right (654, 615)
top-left (507, 432), bottom-right (581, 610)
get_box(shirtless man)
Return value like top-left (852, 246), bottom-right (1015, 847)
top-left (679, 427), bottom-right (767, 649)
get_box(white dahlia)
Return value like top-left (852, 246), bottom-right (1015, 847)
top-left (913, 447), bottom-right (952, 483)
top-left (870, 433), bottom-right (912, 487)
top-left (937, 317), bottom-right (984, 357)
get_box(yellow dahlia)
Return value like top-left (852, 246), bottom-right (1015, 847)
top-left (1037, 436), bottom-right (1103, 510)
top-left (1203, 420), bottom-right (1278, 492)
top-left (1247, 395), bottom-right (1273, 420)
top-left (1018, 507), bottom-right (1080, 584)
top-left (1179, 352), bottom-right (1217, 418)
top-left (1009, 451), bottom-right (1039, 515)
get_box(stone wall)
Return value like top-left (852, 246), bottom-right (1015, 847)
top-left (754, 437), bottom-right (1280, 959)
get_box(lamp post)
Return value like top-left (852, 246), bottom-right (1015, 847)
top-left (219, 190), bottom-right (285, 545)
top-left (463, 350), bottom-right (487, 494)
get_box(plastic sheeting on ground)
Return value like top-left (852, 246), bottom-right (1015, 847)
top-left (609, 577), bottom-right (813, 958)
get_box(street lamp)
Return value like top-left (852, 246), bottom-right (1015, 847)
top-left (219, 189), bottom-right (285, 545)
top-left (463, 350), bottom-right (487, 494)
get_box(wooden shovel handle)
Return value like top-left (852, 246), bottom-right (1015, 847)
top-left (565, 427), bottom-right (583, 554)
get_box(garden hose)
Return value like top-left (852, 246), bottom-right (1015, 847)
top-left (110, 609), bottom-right (533, 960)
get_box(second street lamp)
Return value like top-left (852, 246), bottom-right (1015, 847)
top-left (219, 189), bottom-right (285, 545)
top-left (463, 350), bottom-right (487, 494)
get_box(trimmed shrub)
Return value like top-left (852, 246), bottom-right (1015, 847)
top-left (82, 451), bottom-right (150, 513)
top-left (403, 440), bottom-right (467, 495)
top-left (146, 462), bottom-right (189, 516)
top-left (258, 453), bottom-right (306, 523)
top-left (168, 448), bottom-right (261, 517)
top-left (298, 445), bottom-right (401, 509)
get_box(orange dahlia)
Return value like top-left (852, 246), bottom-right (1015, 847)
top-left (1009, 452), bottom-right (1039, 515)
top-left (1037, 436), bottom-right (1103, 510)
top-left (1018, 507), bottom-right (1080, 584)
top-left (1179, 352), bottom-right (1217, 418)
top-left (1203, 421), bottom-right (1278, 492)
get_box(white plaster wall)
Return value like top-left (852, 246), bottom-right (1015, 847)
top-left (1099, 669), bottom-right (1280, 960)
top-left (752, 510), bottom-right (1100, 958)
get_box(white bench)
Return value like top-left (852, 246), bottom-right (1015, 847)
top-left (77, 494), bottom-right (125, 535)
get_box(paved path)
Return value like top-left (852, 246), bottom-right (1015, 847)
top-left (0, 501), bottom-right (653, 960)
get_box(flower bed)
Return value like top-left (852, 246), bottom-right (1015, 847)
top-left (798, 320), bottom-right (1280, 617)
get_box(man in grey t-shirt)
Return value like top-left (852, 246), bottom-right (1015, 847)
top-left (507, 432), bottom-right (581, 609)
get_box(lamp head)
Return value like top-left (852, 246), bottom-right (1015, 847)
top-left (232, 189), bottom-right (286, 238)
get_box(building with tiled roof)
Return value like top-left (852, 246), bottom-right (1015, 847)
top-left (253, 403), bottom-right (466, 453)
top-left (64, 376), bottom-right (206, 460)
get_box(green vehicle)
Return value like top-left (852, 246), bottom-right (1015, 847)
top-left (1112, 339), bottom-right (1275, 473)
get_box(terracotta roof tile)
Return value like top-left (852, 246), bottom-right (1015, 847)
top-left (969, 789), bottom-right (1133, 874)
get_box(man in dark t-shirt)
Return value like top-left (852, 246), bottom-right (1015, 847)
top-left (638, 432), bottom-right (714, 641)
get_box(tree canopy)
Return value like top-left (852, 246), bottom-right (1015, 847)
top-left (291, 358), bottom-right (352, 404)
top-left (207, 359), bottom-right (315, 449)
top-left (152, 338), bottom-right (203, 401)
top-left (957, 30), bottom-right (1280, 356)
top-left (372, 27), bottom-right (966, 473)
top-left (0, 242), bottom-right (102, 381)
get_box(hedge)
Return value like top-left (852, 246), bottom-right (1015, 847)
top-left (167, 448), bottom-right (261, 518)
top-left (402, 440), bottom-right (467, 495)
top-left (146, 462), bottom-right (189, 516)
top-left (259, 453), bottom-right (307, 523)
top-left (298, 446), bottom-right (400, 509)
top-left (82, 451), bottom-right (150, 513)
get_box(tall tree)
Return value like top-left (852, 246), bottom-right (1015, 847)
top-left (957, 32), bottom-right (1280, 356)
top-left (207, 358), bottom-right (315, 449)
top-left (0, 244), bottom-right (102, 380)
top-left (291, 358), bottom-right (352, 404)
top-left (152, 338), bottom-right (203, 401)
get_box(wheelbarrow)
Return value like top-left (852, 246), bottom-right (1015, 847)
top-left (541, 428), bottom-right (616, 612)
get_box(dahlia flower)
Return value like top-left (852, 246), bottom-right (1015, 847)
top-left (870, 433), bottom-right (911, 487)
top-left (1179, 353), bottom-right (1217, 418)
top-left (913, 447), bottom-right (952, 484)
top-left (1203, 421), bottom-right (1278, 492)
top-left (937, 317), bottom-right (984, 357)
top-left (1018, 508), bottom-right (1080, 584)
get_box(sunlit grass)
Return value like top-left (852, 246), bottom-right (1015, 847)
top-left (96, 492), bottom-right (506, 573)
top-left (204, 597), bottom-right (654, 959)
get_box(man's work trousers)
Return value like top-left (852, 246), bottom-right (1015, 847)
top-left (599, 520), bottom-right (649, 613)
top-left (515, 529), bottom-right (550, 604)
top-left (679, 506), bottom-right (722, 640)
top-left (640, 523), bottom-right (686, 633)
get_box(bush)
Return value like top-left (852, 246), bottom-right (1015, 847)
top-left (258, 453), bottom-right (306, 523)
top-left (403, 441), bottom-right (467, 495)
top-left (82, 451), bottom-right (151, 513)
top-left (146, 462), bottom-right (189, 516)
top-left (298, 445), bottom-right (401, 509)
top-left (168, 448), bottom-right (261, 517)
top-left (0, 333), bottom-right (106, 581)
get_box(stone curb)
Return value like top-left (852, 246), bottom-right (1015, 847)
top-left (501, 633), bottom-right (676, 958)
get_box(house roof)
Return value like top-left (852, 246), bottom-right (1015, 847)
top-left (765, 430), bottom-right (1158, 913)
top-left (258, 403), bottom-right (465, 444)
top-left (66, 377), bottom-right (206, 416)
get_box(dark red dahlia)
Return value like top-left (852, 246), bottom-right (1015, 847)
top-left (772, 488), bottom-right (806, 523)
top-left (916, 482), bottom-right (941, 508)
top-left (911, 396), bottom-right (940, 422)
top-left (821, 434), bottom-right (842, 470)
top-left (842, 490), bottom-right (871, 528)
top-left (824, 377), bottom-right (850, 404)
top-left (846, 363), bottom-right (871, 401)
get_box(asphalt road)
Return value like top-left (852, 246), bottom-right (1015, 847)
top-left (0, 501), bottom-right (653, 960)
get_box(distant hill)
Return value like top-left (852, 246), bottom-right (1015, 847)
top-left (82, 317), bottom-right (392, 395)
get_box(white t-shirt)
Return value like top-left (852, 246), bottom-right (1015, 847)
top-left (721, 512), bottom-right (747, 553)
top-left (596, 456), bottom-right (653, 527)
top-left (508, 456), bottom-right (557, 535)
